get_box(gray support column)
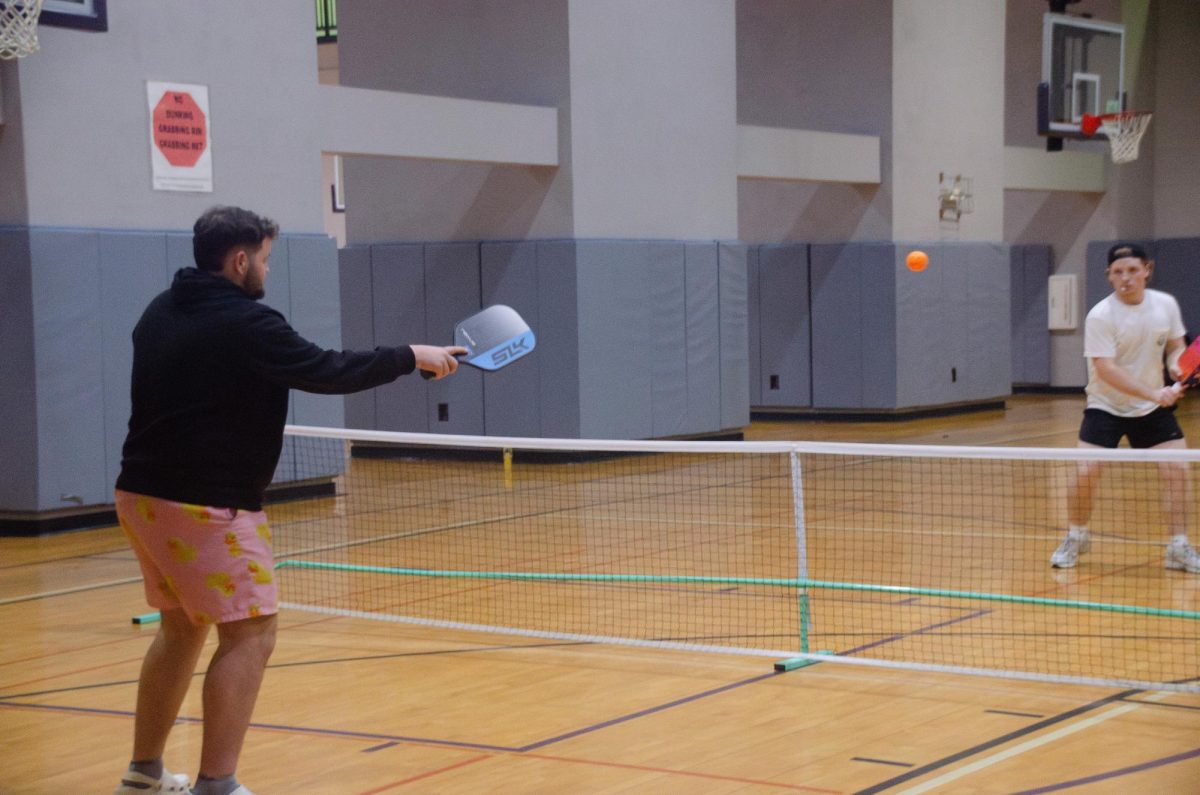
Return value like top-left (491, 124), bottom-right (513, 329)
top-left (892, 0), bottom-right (1004, 242)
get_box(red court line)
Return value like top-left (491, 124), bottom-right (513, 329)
top-left (520, 751), bottom-right (842, 793)
top-left (1028, 557), bottom-right (1158, 599)
top-left (5, 699), bottom-right (842, 792)
top-left (356, 754), bottom-right (491, 793)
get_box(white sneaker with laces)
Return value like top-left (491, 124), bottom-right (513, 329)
top-left (1164, 541), bottom-right (1200, 573)
top-left (113, 769), bottom-right (191, 794)
top-left (1050, 534), bottom-right (1091, 568)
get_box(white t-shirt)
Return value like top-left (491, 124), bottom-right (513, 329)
top-left (1084, 288), bottom-right (1185, 417)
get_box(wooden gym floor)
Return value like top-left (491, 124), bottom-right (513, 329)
top-left (2, 394), bottom-right (1198, 794)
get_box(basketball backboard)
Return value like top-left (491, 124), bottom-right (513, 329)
top-left (1038, 13), bottom-right (1125, 140)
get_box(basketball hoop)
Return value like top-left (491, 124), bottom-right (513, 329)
top-left (0, 0), bottom-right (43, 59)
top-left (1080, 111), bottom-right (1153, 164)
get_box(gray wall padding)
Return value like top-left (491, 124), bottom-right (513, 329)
top-left (896, 243), bottom-right (1010, 408)
top-left (166, 234), bottom-right (194, 278)
top-left (684, 243), bottom-right (721, 435)
top-left (811, 244), bottom-right (864, 407)
top-left (1011, 244), bottom-right (1050, 385)
top-left (260, 235), bottom-right (296, 486)
top-left (31, 229), bottom-right (108, 509)
top-left (424, 242), bottom-right (484, 435)
top-left (288, 236), bottom-right (345, 427)
top-left (859, 244), bottom-right (898, 408)
top-left (338, 246), bottom-right (377, 430)
top-left (807, 242), bottom-right (1007, 411)
top-left (1150, 238), bottom-right (1200, 340)
top-left (1, 225), bottom-right (348, 515)
top-left (649, 242), bottom-right (689, 438)
top-left (964, 244), bottom-right (1011, 399)
top-left (370, 244), bottom-right (428, 433)
top-left (534, 241), bottom-right (581, 437)
top-left (481, 242), bottom-right (542, 437)
top-left (719, 242), bottom-right (750, 429)
top-left (0, 229), bottom-right (38, 508)
top-left (286, 235), bottom-right (345, 480)
top-left (576, 241), bottom-right (653, 438)
top-left (756, 244), bottom-right (811, 407)
top-left (98, 232), bottom-right (169, 494)
top-left (1009, 244), bottom-right (1025, 381)
top-left (746, 245), bottom-right (762, 406)
top-left (337, 238), bottom-right (747, 440)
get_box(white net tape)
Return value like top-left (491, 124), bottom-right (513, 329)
top-left (1100, 112), bottom-right (1152, 164)
top-left (0, 0), bottom-right (43, 60)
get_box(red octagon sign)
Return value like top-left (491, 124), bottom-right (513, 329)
top-left (152, 91), bottom-right (207, 167)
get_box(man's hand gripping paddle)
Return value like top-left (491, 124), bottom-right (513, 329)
top-left (421, 304), bottom-right (536, 380)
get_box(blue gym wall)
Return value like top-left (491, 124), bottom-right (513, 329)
top-left (338, 239), bottom-right (747, 439)
top-left (0, 226), bottom-right (342, 515)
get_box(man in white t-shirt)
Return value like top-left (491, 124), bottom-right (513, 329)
top-left (1051, 243), bottom-right (1200, 573)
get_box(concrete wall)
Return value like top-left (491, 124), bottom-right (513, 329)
top-left (1, 0), bottom-right (325, 233)
top-left (1152, 1), bottom-right (1200, 238)
top-left (735, 0), bottom-right (891, 243)
top-left (567, 0), bottom-right (738, 240)
top-left (337, 0), bottom-right (572, 243)
top-left (893, 0), bottom-right (1005, 242)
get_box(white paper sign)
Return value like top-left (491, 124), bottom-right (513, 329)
top-left (147, 81), bottom-right (213, 192)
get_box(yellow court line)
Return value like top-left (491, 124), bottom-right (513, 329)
top-left (896, 693), bottom-right (1169, 794)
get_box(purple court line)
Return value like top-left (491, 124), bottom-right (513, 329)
top-left (517, 671), bottom-right (779, 751)
top-left (985, 709), bottom-right (1044, 718)
top-left (853, 690), bottom-right (1136, 794)
top-left (838, 608), bottom-right (992, 655)
top-left (851, 757), bottom-right (913, 768)
top-left (1010, 747), bottom-right (1200, 794)
top-left (0, 701), bottom-right (523, 752)
top-left (1, 671), bottom-right (783, 756)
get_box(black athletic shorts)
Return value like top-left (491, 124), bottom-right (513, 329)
top-left (1078, 407), bottom-right (1185, 449)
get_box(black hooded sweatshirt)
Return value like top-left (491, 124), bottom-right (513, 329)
top-left (116, 268), bottom-right (415, 510)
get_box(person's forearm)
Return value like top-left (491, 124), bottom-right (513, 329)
top-left (1093, 358), bottom-right (1158, 401)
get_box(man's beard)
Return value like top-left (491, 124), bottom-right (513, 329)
top-left (244, 277), bottom-right (265, 300)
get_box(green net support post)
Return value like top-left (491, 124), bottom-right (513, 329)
top-left (774, 650), bottom-right (833, 672)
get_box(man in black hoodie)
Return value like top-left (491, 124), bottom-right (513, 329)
top-left (112, 206), bottom-right (464, 795)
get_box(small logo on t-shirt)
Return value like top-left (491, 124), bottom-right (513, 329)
top-left (1157, 335), bottom-right (1167, 346)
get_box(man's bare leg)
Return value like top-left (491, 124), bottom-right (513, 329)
top-left (197, 613), bottom-right (277, 780)
top-left (131, 608), bottom-right (209, 762)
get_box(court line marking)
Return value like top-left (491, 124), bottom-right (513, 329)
top-left (357, 754), bottom-right (491, 794)
top-left (894, 693), bottom-right (1168, 794)
top-left (0, 577), bottom-right (142, 606)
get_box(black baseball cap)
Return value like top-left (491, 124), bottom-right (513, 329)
top-left (1107, 243), bottom-right (1149, 264)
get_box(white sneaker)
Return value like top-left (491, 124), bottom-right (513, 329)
top-left (113, 769), bottom-right (191, 794)
top-left (1165, 541), bottom-right (1200, 573)
top-left (1050, 534), bottom-right (1091, 568)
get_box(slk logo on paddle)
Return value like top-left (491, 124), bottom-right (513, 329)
top-left (491, 336), bottom-right (532, 366)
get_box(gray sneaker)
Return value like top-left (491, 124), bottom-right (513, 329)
top-left (1050, 534), bottom-right (1091, 568)
top-left (1165, 541), bottom-right (1200, 573)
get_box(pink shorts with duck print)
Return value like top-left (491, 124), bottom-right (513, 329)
top-left (115, 489), bottom-right (278, 626)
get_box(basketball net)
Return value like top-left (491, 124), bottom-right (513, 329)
top-left (0, 0), bottom-right (44, 60)
top-left (1081, 111), bottom-right (1153, 165)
